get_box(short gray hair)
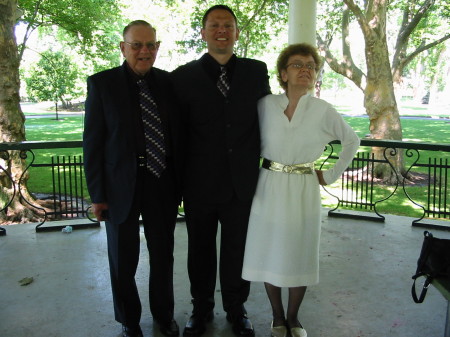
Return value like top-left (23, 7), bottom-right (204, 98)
top-left (122, 20), bottom-right (156, 39)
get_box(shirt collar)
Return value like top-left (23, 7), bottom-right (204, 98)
top-left (201, 53), bottom-right (237, 74)
top-left (124, 61), bottom-right (152, 82)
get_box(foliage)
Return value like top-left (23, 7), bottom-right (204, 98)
top-left (24, 51), bottom-right (84, 109)
top-left (317, 0), bottom-right (450, 92)
top-left (321, 66), bottom-right (349, 91)
top-left (165, 0), bottom-right (289, 58)
top-left (17, 0), bottom-right (123, 70)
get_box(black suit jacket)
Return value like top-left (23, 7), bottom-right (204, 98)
top-left (83, 62), bottom-right (182, 224)
top-left (171, 55), bottom-right (270, 203)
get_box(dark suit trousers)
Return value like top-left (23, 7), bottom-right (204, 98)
top-left (105, 164), bottom-right (178, 327)
top-left (184, 194), bottom-right (252, 316)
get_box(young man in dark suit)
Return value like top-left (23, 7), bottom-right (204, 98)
top-left (171, 5), bottom-right (271, 337)
top-left (83, 21), bottom-right (181, 337)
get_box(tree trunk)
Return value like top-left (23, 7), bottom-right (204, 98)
top-left (54, 101), bottom-right (59, 120)
top-left (362, 5), bottom-right (405, 183)
top-left (0, 0), bottom-right (43, 224)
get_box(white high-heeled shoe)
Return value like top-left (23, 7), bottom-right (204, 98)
top-left (270, 321), bottom-right (287, 337)
top-left (290, 325), bottom-right (307, 337)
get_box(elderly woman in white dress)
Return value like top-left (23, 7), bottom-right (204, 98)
top-left (242, 43), bottom-right (360, 337)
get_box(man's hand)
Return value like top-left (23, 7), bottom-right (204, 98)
top-left (92, 202), bottom-right (109, 221)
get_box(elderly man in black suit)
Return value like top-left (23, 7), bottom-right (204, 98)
top-left (171, 5), bottom-right (271, 337)
top-left (83, 20), bottom-right (181, 337)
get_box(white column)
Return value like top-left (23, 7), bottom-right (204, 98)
top-left (288, 0), bottom-right (317, 46)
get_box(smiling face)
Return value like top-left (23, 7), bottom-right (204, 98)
top-left (281, 54), bottom-right (317, 92)
top-left (120, 24), bottom-right (158, 76)
top-left (201, 8), bottom-right (239, 57)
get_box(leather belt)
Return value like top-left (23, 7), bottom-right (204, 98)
top-left (261, 158), bottom-right (314, 174)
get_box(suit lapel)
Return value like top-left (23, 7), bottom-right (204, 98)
top-left (229, 59), bottom-right (246, 97)
top-left (109, 66), bottom-right (136, 146)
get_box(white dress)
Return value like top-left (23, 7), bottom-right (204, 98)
top-left (242, 93), bottom-right (360, 287)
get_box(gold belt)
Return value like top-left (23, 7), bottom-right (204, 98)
top-left (261, 158), bottom-right (314, 174)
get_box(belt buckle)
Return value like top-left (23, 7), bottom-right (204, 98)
top-left (138, 155), bottom-right (145, 167)
top-left (282, 165), bottom-right (293, 174)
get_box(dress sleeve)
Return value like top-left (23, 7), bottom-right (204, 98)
top-left (321, 105), bottom-right (360, 185)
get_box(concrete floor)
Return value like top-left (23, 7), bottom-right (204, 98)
top-left (1, 211), bottom-right (449, 337)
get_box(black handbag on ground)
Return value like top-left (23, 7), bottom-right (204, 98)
top-left (411, 231), bottom-right (450, 303)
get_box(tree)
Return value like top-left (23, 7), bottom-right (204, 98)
top-left (25, 50), bottom-right (84, 118)
top-left (316, 0), bottom-right (450, 181)
top-left (0, 0), bottom-right (36, 223)
top-left (1, 0), bottom-right (122, 223)
top-left (17, 0), bottom-right (123, 67)
top-left (391, 0), bottom-right (450, 88)
top-left (169, 0), bottom-right (289, 59)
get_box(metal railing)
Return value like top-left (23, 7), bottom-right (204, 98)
top-left (0, 141), bottom-right (96, 232)
top-left (321, 139), bottom-right (450, 230)
top-left (1, 139), bottom-right (449, 231)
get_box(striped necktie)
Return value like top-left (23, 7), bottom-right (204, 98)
top-left (137, 79), bottom-right (166, 177)
top-left (217, 65), bottom-right (230, 97)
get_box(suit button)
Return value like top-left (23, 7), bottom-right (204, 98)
top-left (226, 123), bottom-right (231, 128)
top-left (228, 148), bottom-right (233, 153)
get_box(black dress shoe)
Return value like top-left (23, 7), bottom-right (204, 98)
top-left (157, 319), bottom-right (180, 336)
top-left (183, 311), bottom-right (213, 336)
top-left (122, 324), bottom-right (143, 337)
top-left (226, 313), bottom-right (255, 336)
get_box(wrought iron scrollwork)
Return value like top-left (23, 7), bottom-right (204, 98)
top-left (319, 143), bottom-right (340, 207)
top-left (372, 147), bottom-right (400, 217)
top-left (321, 144), bottom-right (399, 222)
top-left (0, 150), bottom-right (15, 226)
top-left (402, 149), bottom-right (426, 224)
top-left (18, 149), bottom-right (48, 226)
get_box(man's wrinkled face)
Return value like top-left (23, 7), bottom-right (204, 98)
top-left (120, 25), bottom-right (159, 76)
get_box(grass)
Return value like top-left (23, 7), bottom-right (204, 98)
top-left (344, 116), bottom-right (450, 144)
top-left (21, 108), bottom-right (450, 221)
top-left (24, 116), bottom-right (84, 200)
top-left (326, 116), bottom-right (450, 220)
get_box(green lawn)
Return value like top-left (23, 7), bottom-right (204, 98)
top-left (331, 117), bottom-right (449, 220)
top-left (24, 116), bottom-right (84, 198)
top-left (22, 111), bottom-right (450, 220)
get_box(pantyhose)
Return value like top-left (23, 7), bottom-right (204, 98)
top-left (264, 282), bottom-right (307, 328)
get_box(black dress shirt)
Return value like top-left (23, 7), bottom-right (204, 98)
top-left (201, 53), bottom-right (237, 85)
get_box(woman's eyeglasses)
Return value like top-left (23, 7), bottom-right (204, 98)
top-left (286, 62), bottom-right (316, 71)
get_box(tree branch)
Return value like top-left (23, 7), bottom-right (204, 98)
top-left (17, 0), bottom-right (44, 63)
top-left (397, 0), bottom-right (434, 44)
top-left (342, 8), bottom-right (354, 68)
top-left (343, 0), bottom-right (369, 32)
top-left (401, 33), bottom-right (450, 68)
top-left (317, 33), bottom-right (365, 91)
top-left (239, 0), bottom-right (270, 33)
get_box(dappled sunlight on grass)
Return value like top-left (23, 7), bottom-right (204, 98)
top-left (23, 117), bottom-right (84, 195)
top-left (320, 169), bottom-right (449, 221)
top-left (25, 117), bottom-right (83, 141)
top-left (404, 138), bottom-right (426, 142)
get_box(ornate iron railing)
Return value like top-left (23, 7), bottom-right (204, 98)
top-left (0, 141), bottom-right (96, 232)
top-left (0, 139), bottom-right (449, 231)
top-left (321, 139), bottom-right (450, 230)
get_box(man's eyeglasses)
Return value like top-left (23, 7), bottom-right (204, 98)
top-left (286, 62), bottom-right (316, 71)
top-left (124, 41), bottom-right (161, 51)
